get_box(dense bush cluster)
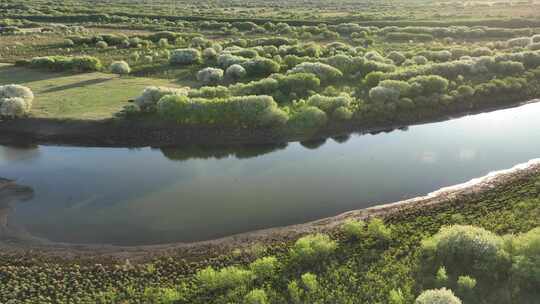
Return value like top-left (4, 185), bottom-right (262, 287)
top-left (24, 56), bottom-right (102, 72)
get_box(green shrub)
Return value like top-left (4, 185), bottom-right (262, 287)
top-left (225, 64), bottom-right (247, 80)
top-left (249, 256), bottom-right (279, 280)
top-left (289, 234), bottom-right (337, 265)
top-left (110, 61), bottom-right (130, 75)
top-left (272, 73), bottom-right (320, 100)
top-left (195, 266), bottom-right (253, 291)
top-left (421, 225), bottom-right (506, 277)
top-left (342, 219), bottom-right (365, 240)
top-left (408, 75), bottom-right (449, 96)
top-left (508, 227), bottom-right (540, 286)
top-left (367, 218), bottom-right (392, 241)
top-left (157, 95), bottom-right (286, 126)
top-left (288, 106), bottom-right (328, 130)
top-left (288, 62), bottom-right (343, 82)
top-left (244, 289), bottom-right (268, 304)
top-left (242, 58), bottom-right (280, 77)
top-left (0, 84), bottom-right (34, 118)
top-left (369, 86), bottom-right (400, 104)
top-left (170, 48), bottom-right (202, 65)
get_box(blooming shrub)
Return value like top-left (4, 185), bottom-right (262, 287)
top-left (217, 53), bottom-right (249, 69)
top-left (225, 64), bottom-right (247, 80)
top-left (415, 288), bottom-right (462, 304)
top-left (96, 40), bottom-right (108, 49)
top-left (289, 233), bottom-right (337, 265)
top-left (288, 62), bottom-right (343, 82)
top-left (202, 47), bottom-right (217, 59)
top-left (507, 37), bottom-right (532, 48)
top-left (134, 86), bottom-right (189, 110)
top-left (170, 48), bottom-right (202, 65)
top-left (110, 61), bottom-right (131, 75)
top-left (0, 84), bottom-right (34, 118)
top-left (196, 67), bottom-right (224, 84)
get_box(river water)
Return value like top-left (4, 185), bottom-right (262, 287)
top-left (1, 102), bottom-right (539, 245)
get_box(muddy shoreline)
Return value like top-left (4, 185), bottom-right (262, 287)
top-left (1, 159), bottom-right (539, 262)
top-left (0, 99), bottom-right (538, 147)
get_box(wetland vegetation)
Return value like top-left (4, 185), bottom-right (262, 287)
top-left (1, 0), bottom-right (540, 303)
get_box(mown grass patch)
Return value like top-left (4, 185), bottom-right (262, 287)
top-left (0, 65), bottom-right (181, 119)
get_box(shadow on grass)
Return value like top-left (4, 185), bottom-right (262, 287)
top-left (0, 65), bottom-right (68, 84)
top-left (41, 77), bottom-right (112, 93)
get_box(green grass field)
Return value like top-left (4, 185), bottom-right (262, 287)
top-left (0, 64), bottom-right (180, 120)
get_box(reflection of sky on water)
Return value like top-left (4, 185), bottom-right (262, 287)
top-left (1, 102), bottom-right (540, 245)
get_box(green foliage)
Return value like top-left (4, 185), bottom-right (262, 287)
top-left (367, 218), bottom-right (392, 242)
top-left (421, 225), bottom-right (506, 278)
top-left (170, 48), bottom-right (202, 65)
top-left (196, 266), bottom-right (254, 291)
top-left (288, 106), bottom-right (328, 130)
top-left (342, 219), bottom-right (365, 240)
top-left (250, 256), bottom-right (279, 281)
top-left (289, 234), bottom-right (337, 266)
top-left (244, 289), bottom-right (268, 304)
top-left (157, 94), bottom-right (287, 126)
top-left (29, 56), bottom-right (102, 72)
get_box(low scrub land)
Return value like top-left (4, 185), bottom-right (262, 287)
top-left (1, 0), bottom-right (540, 303)
top-left (2, 0), bottom-right (540, 139)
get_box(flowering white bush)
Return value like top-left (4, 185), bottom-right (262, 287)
top-left (507, 37), bottom-right (532, 48)
top-left (415, 288), bottom-right (462, 304)
top-left (0, 84), bottom-right (34, 118)
top-left (134, 86), bottom-right (189, 110)
top-left (217, 53), bottom-right (248, 69)
top-left (96, 40), bottom-right (108, 49)
top-left (196, 67), bottom-right (224, 84)
top-left (110, 61), bottom-right (131, 75)
top-left (169, 48), bottom-right (202, 65)
top-left (287, 62), bottom-right (343, 82)
top-left (225, 64), bottom-right (247, 80)
top-left (202, 47), bottom-right (217, 59)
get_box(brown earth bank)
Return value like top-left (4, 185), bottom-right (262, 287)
top-left (0, 99), bottom-right (538, 148)
top-left (1, 158), bottom-right (539, 264)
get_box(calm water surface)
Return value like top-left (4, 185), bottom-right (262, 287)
top-left (1, 102), bottom-right (540, 245)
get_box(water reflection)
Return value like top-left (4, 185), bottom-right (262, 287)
top-left (0, 178), bottom-right (34, 236)
top-left (1, 102), bottom-right (540, 245)
top-left (159, 143), bottom-right (288, 161)
top-left (0, 144), bottom-right (40, 164)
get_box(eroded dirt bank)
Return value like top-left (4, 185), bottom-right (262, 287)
top-left (0, 99), bottom-right (537, 147)
top-left (1, 159), bottom-right (539, 262)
